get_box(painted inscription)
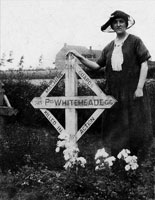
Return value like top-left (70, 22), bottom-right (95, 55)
top-left (76, 108), bottom-right (104, 141)
top-left (77, 70), bottom-right (93, 88)
top-left (41, 70), bottom-right (65, 97)
top-left (41, 109), bottom-right (65, 134)
top-left (75, 64), bottom-right (106, 97)
top-left (79, 116), bottom-right (95, 134)
top-left (32, 96), bottom-right (115, 109)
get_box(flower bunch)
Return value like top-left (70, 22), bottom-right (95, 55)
top-left (95, 148), bottom-right (139, 172)
top-left (55, 132), bottom-right (86, 170)
top-left (95, 148), bottom-right (116, 170)
top-left (117, 149), bottom-right (131, 159)
top-left (117, 149), bottom-right (138, 171)
top-left (63, 145), bottom-right (80, 170)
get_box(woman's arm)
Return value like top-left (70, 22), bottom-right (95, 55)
top-left (67, 50), bottom-right (101, 70)
top-left (134, 61), bottom-right (148, 98)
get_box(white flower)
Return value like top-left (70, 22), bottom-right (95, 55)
top-left (58, 132), bottom-right (69, 140)
top-left (95, 166), bottom-right (99, 171)
top-left (58, 135), bottom-right (87, 171)
top-left (132, 155), bottom-right (138, 160)
top-left (64, 152), bottom-right (70, 161)
top-left (124, 155), bottom-right (133, 163)
top-left (63, 148), bottom-right (76, 161)
top-left (125, 164), bottom-right (131, 171)
top-left (96, 159), bottom-right (100, 164)
top-left (57, 140), bottom-right (66, 148)
top-left (99, 163), bottom-right (106, 170)
top-left (125, 155), bottom-right (137, 164)
top-left (104, 156), bottom-right (116, 167)
top-left (65, 146), bottom-right (78, 155)
top-left (55, 147), bottom-right (60, 152)
top-left (77, 157), bottom-right (87, 167)
top-left (107, 156), bottom-right (116, 162)
top-left (64, 161), bottom-right (73, 170)
top-left (77, 157), bottom-right (86, 164)
top-left (131, 163), bottom-right (139, 170)
top-left (124, 155), bottom-right (139, 171)
top-left (63, 148), bottom-right (70, 156)
top-left (95, 148), bottom-right (109, 160)
top-left (63, 149), bottom-right (71, 160)
top-left (65, 141), bottom-right (79, 151)
top-left (117, 149), bottom-right (131, 159)
top-left (125, 162), bottom-right (139, 171)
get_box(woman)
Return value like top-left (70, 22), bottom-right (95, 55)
top-left (67, 10), bottom-right (153, 157)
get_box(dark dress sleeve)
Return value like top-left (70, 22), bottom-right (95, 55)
top-left (135, 37), bottom-right (151, 64)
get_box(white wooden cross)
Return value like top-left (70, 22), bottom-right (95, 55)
top-left (31, 56), bottom-right (116, 143)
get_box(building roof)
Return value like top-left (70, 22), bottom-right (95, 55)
top-left (55, 43), bottom-right (102, 69)
top-left (62, 43), bottom-right (91, 55)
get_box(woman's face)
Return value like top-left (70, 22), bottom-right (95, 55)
top-left (111, 18), bottom-right (127, 34)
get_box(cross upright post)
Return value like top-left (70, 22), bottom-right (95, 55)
top-left (65, 55), bottom-right (78, 144)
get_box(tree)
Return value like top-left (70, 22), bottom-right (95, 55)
top-left (37, 54), bottom-right (44, 69)
top-left (7, 51), bottom-right (14, 63)
top-left (0, 53), bottom-right (6, 67)
top-left (18, 56), bottom-right (24, 70)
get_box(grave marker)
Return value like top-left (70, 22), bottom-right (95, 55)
top-left (31, 56), bottom-right (116, 142)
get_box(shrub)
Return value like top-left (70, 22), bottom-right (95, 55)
top-left (3, 76), bottom-right (106, 132)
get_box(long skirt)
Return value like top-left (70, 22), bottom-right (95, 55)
top-left (101, 86), bottom-right (153, 158)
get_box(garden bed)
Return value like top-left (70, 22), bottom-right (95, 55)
top-left (0, 124), bottom-right (154, 200)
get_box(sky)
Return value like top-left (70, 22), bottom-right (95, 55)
top-left (1, 0), bottom-right (155, 69)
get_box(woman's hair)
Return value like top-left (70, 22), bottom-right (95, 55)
top-left (110, 17), bottom-right (128, 29)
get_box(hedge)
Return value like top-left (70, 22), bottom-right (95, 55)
top-left (2, 77), bottom-right (155, 135)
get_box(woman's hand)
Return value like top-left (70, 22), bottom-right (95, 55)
top-left (134, 61), bottom-right (148, 99)
top-left (66, 50), bottom-right (82, 59)
top-left (66, 49), bottom-right (101, 70)
top-left (134, 87), bottom-right (143, 99)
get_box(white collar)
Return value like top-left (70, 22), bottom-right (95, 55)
top-left (114, 33), bottom-right (129, 46)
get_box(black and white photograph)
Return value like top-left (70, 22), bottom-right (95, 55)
top-left (0, 0), bottom-right (155, 199)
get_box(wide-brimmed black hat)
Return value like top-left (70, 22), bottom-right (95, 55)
top-left (101, 10), bottom-right (135, 32)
